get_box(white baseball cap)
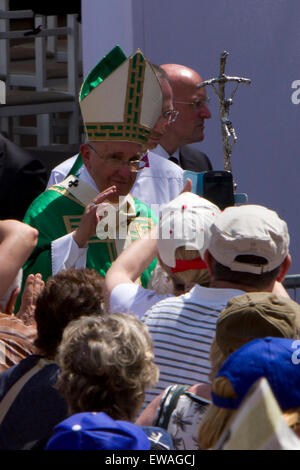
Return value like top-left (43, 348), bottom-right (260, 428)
top-left (157, 192), bottom-right (220, 268)
top-left (208, 205), bottom-right (290, 274)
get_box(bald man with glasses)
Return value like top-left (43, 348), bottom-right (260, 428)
top-left (150, 63), bottom-right (212, 171)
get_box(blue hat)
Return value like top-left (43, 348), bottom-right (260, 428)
top-left (46, 412), bottom-right (151, 450)
top-left (141, 426), bottom-right (174, 450)
top-left (212, 337), bottom-right (300, 411)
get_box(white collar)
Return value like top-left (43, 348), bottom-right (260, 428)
top-left (152, 144), bottom-right (180, 162)
top-left (185, 284), bottom-right (246, 305)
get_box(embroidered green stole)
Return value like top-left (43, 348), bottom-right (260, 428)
top-left (22, 181), bottom-right (157, 288)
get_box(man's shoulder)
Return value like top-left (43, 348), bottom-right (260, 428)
top-left (0, 313), bottom-right (36, 340)
top-left (142, 294), bottom-right (183, 320)
top-left (24, 187), bottom-right (61, 213)
top-left (144, 285), bottom-right (204, 310)
top-left (0, 355), bottom-right (42, 397)
top-left (25, 185), bottom-right (63, 208)
top-left (23, 183), bottom-right (83, 223)
top-left (180, 144), bottom-right (209, 159)
top-left (143, 285), bottom-right (234, 318)
top-left (146, 150), bottom-right (184, 176)
top-left (179, 145), bottom-right (212, 172)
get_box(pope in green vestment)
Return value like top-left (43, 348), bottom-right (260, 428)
top-left (22, 175), bottom-right (158, 287)
top-left (20, 45), bottom-right (167, 301)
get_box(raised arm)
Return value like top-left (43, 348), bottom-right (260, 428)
top-left (0, 220), bottom-right (38, 298)
top-left (104, 179), bottom-right (191, 296)
top-left (104, 225), bottom-right (158, 298)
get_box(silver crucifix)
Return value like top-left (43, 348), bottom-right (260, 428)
top-left (197, 51), bottom-right (251, 173)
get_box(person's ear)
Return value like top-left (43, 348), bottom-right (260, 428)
top-left (80, 143), bottom-right (92, 170)
top-left (276, 253), bottom-right (292, 282)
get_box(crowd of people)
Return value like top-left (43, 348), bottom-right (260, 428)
top-left (0, 45), bottom-right (299, 451)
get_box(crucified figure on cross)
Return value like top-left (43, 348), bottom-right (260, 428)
top-left (197, 51), bottom-right (251, 174)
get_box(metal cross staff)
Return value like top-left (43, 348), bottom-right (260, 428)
top-left (197, 51), bottom-right (251, 174)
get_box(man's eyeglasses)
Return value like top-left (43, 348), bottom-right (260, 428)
top-left (162, 109), bottom-right (179, 123)
top-left (173, 98), bottom-right (210, 110)
top-left (87, 144), bottom-right (147, 173)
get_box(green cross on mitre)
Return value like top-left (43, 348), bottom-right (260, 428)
top-left (79, 45), bottom-right (127, 101)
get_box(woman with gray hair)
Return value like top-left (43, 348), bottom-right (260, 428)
top-left (55, 313), bottom-right (159, 421)
top-left (46, 314), bottom-right (173, 450)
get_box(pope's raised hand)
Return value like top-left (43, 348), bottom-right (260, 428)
top-left (73, 185), bottom-right (117, 248)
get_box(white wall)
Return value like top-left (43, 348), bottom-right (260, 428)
top-left (81, 0), bottom-right (135, 75)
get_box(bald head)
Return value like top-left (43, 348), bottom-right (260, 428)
top-left (158, 64), bottom-right (211, 153)
top-left (160, 64), bottom-right (204, 90)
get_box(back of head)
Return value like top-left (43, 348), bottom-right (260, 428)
top-left (200, 337), bottom-right (300, 449)
top-left (159, 63), bottom-right (210, 150)
top-left (160, 64), bottom-right (204, 93)
top-left (150, 63), bottom-right (171, 86)
top-left (209, 204), bottom-right (289, 274)
top-left (212, 337), bottom-right (300, 412)
top-left (56, 313), bottom-right (159, 421)
top-left (208, 204), bottom-right (290, 289)
top-left (216, 292), bottom-right (300, 357)
top-left (157, 192), bottom-right (220, 289)
top-left (34, 268), bottom-right (105, 358)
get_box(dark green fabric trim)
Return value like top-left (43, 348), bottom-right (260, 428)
top-left (80, 46), bottom-right (127, 101)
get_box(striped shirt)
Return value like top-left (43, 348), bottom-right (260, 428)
top-left (0, 313), bottom-right (37, 372)
top-left (142, 284), bottom-right (245, 406)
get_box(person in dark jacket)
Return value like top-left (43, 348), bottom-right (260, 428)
top-left (0, 133), bottom-right (47, 220)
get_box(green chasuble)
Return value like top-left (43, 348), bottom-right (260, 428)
top-left (22, 181), bottom-right (158, 289)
